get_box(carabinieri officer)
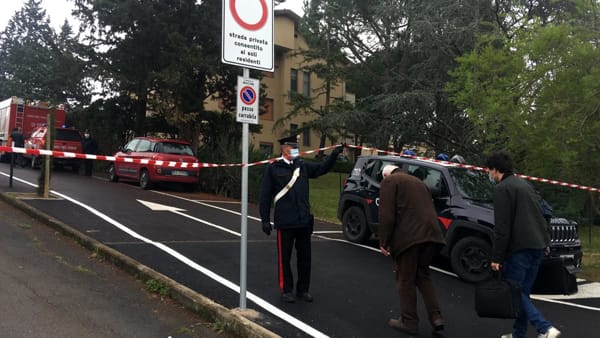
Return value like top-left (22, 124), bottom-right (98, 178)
top-left (259, 134), bottom-right (343, 303)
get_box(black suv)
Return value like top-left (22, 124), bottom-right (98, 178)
top-left (338, 155), bottom-right (582, 283)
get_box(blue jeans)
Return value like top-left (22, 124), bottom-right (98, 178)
top-left (503, 249), bottom-right (552, 338)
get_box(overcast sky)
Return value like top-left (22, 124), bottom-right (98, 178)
top-left (0, 0), bottom-right (303, 32)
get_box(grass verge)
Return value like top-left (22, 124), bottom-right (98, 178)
top-left (309, 172), bottom-right (347, 224)
top-left (579, 225), bottom-right (600, 282)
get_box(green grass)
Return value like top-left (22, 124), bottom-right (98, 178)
top-left (579, 225), bottom-right (600, 282)
top-left (145, 279), bottom-right (170, 297)
top-left (309, 172), bottom-right (347, 224)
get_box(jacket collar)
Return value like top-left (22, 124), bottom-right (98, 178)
top-left (500, 171), bottom-right (514, 182)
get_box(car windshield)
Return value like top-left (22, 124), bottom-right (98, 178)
top-left (448, 167), bottom-right (494, 202)
top-left (156, 142), bottom-right (194, 156)
top-left (56, 129), bottom-right (82, 141)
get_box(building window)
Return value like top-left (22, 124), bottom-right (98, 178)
top-left (290, 124), bottom-right (298, 138)
top-left (303, 71), bottom-right (311, 96)
top-left (290, 68), bottom-right (298, 93)
top-left (259, 142), bottom-right (273, 157)
top-left (302, 128), bottom-right (310, 146)
top-left (261, 98), bottom-right (273, 121)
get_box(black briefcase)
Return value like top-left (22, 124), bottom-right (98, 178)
top-left (475, 272), bottom-right (522, 319)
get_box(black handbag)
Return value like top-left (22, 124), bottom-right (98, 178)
top-left (475, 271), bottom-right (522, 319)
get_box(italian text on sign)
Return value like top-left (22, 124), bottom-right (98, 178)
top-left (237, 76), bottom-right (260, 124)
top-left (222, 0), bottom-right (274, 72)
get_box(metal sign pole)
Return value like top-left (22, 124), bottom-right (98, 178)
top-left (224, 0), bottom-right (272, 310)
top-left (239, 67), bottom-right (250, 309)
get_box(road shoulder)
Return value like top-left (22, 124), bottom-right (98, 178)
top-left (0, 191), bottom-right (279, 338)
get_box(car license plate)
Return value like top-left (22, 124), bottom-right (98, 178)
top-left (560, 254), bottom-right (574, 260)
top-left (172, 170), bottom-right (188, 176)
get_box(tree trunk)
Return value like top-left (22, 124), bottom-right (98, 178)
top-left (133, 91), bottom-right (147, 137)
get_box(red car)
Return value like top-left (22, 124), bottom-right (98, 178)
top-left (109, 137), bottom-right (200, 190)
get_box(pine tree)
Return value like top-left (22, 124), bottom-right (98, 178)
top-left (0, 0), bottom-right (56, 100)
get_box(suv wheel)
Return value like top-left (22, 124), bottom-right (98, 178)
top-left (139, 169), bottom-right (152, 190)
top-left (108, 164), bottom-right (119, 182)
top-left (450, 236), bottom-right (492, 283)
top-left (342, 206), bottom-right (371, 243)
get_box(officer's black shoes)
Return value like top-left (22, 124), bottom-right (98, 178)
top-left (280, 292), bottom-right (313, 303)
top-left (297, 292), bottom-right (313, 302)
top-left (281, 292), bottom-right (296, 303)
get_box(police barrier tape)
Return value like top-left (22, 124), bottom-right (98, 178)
top-left (345, 144), bottom-right (599, 193)
top-left (0, 145), bottom-right (339, 169)
top-left (1, 144), bottom-right (598, 193)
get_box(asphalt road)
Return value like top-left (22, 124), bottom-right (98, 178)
top-left (1, 162), bottom-right (599, 338)
top-left (0, 183), bottom-right (226, 337)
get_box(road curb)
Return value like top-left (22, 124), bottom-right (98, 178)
top-left (0, 192), bottom-right (281, 338)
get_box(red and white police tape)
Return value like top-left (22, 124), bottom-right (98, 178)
top-left (1, 144), bottom-right (597, 193)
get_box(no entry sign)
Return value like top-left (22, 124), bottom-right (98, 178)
top-left (222, 0), bottom-right (274, 72)
top-left (236, 76), bottom-right (260, 124)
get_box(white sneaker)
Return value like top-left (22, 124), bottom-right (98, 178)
top-left (501, 334), bottom-right (513, 338)
top-left (538, 326), bottom-right (561, 338)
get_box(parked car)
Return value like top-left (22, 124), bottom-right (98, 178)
top-left (24, 126), bottom-right (83, 171)
top-left (109, 137), bottom-right (200, 191)
top-left (338, 155), bottom-right (582, 283)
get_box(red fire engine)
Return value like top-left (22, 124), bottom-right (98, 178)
top-left (0, 97), bottom-right (66, 161)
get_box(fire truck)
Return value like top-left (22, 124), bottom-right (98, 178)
top-left (0, 97), bottom-right (66, 162)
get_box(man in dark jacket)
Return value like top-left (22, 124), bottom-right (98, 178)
top-left (378, 164), bottom-right (446, 336)
top-left (10, 127), bottom-right (25, 167)
top-left (259, 135), bottom-right (343, 303)
top-left (487, 151), bottom-right (561, 338)
top-left (82, 129), bottom-right (99, 176)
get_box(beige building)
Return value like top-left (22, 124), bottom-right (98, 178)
top-left (214, 9), bottom-right (354, 157)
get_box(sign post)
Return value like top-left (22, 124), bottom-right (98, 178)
top-left (222, 0), bottom-right (273, 310)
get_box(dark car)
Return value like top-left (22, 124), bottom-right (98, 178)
top-left (24, 126), bottom-right (83, 171)
top-left (338, 155), bottom-right (582, 283)
top-left (109, 137), bottom-right (200, 191)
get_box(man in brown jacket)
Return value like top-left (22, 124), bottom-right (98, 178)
top-left (379, 164), bottom-right (446, 336)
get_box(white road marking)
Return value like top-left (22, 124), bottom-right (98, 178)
top-left (0, 172), bottom-right (329, 338)
top-left (152, 189), bottom-right (600, 309)
top-left (194, 199), bottom-right (241, 204)
top-left (137, 199), bottom-right (241, 237)
top-left (312, 232), bottom-right (600, 311)
top-left (536, 281), bottom-right (600, 301)
top-left (4, 170), bottom-right (599, 316)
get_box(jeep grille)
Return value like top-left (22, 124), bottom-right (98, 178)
top-left (549, 218), bottom-right (579, 243)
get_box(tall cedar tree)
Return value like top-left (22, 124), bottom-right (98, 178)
top-left (0, 0), bottom-right (56, 101)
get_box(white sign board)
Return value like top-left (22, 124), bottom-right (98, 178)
top-left (237, 76), bottom-right (260, 124)
top-left (222, 0), bottom-right (274, 72)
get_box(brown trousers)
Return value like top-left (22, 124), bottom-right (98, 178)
top-left (394, 242), bottom-right (443, 329)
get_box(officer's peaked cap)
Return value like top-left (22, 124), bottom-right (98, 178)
top-left (278, 135), bottom-right (299, 145)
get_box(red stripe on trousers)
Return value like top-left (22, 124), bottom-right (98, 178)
top-left (277, 229), bottom-right (284, 293)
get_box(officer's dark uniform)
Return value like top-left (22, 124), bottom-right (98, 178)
top-left (259, 135), bottom-right (342, 302)
top-left (82, 129), bottom-right (99, 176)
